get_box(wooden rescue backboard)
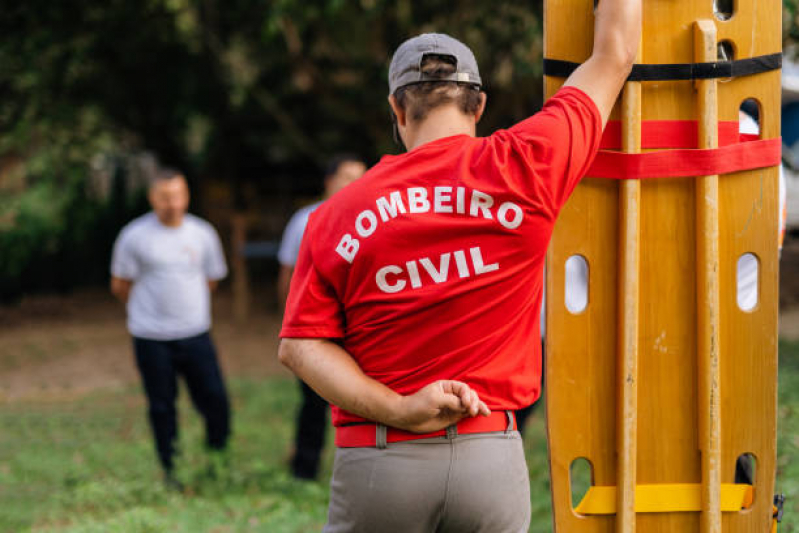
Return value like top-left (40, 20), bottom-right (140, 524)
top-left (544, 1), bottom-right (781, 532)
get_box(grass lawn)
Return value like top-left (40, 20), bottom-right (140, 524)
top-left (1, 341), bottom-right (798, 532)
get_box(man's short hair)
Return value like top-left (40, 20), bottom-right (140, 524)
top-left (394, 55), bottom-right (482, 123)
top-left (149, 167), bottom-right (184, 189)
top-left (325, 154), bottom-right (362, 179)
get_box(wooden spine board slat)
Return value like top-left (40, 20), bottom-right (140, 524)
top-left (693, 20), bottom-right (723, 533)
top-left (617, 41), bottom-right (643, 532)
top-left (616, 93), bottom-right (641, 533)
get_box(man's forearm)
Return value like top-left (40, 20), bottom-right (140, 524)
top-left (110, 278), bottom-right (132, 304)
top-left (563, 0), bottom-right (641, 124)
top-left (279, 338), bottom-right (405, 426)
top-left (278, 338), bottom-right (490, 433)
top-left (594, 0), bottom-right (642, 64)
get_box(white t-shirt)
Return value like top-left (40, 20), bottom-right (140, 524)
top-left (277, 201), bottom-right (323, 267)
top-left (111, 212), bottom-right (228, 340)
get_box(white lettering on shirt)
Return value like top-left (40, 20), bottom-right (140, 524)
top-left (356, 210), bottom-right (378, 237)
top-left (336, 234), bottom-right (359, 264)
top-left (333, 186), bottom-right (524, 264)
top-left (376, 265), bottom-right (405, 293)
top-left (376, 191), bottom-right (407, 222)
top-left (408, 187), bottom-right (431, 213)
top-left (453, 250), bottom-right (470, 278)
top-left (471, 246), bottom-right (499, 274)
top-left (434, 187), bottom-right (453, 213)
top-left (406, 260), bottom-right (422, 289)
top-left (497, 202), bottom-right (524, 230)
top-left (456, 187), bottom-right (466, 214)
top-left (420, 253), bottom-right (451, 283)
top-left (470, 190), bottom-right (494, 219)
top-left (375, 246), bottom-right (498, 293)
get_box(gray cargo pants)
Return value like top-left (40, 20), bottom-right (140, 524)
top-left (323, 421), bottom-right (531, 532)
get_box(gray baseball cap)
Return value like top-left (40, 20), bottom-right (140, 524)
top-left (388, 33), bottom-right (482, 95)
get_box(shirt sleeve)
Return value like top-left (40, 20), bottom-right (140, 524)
top-left (110, 228), bottom-right (140, 280)
top-left (280, 219), bottom-right (345, 339)
top-left (277, 210), bottom-right (308, 267)
top-left (497, 86), bottom-right (603, 216)
top-left (204, 225), bottom-right (228, 281)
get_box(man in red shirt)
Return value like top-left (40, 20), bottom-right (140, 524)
top-left (280, 1), bottom-right (641, 530)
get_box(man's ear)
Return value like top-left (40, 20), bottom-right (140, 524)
top-left (388, 95), bottom-right (407, 127)
top-left (475, 92), bottom-right (488, 124)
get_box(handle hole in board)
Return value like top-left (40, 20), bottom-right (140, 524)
top-left (735, 453), bottom-right (756, 509)
top-left (570, 457), bottom-right (594, 512)
top-left (736, 253), bottom-right (759, 312)
top-left (713, 0), bottom-right (734, 21)
top-left (740, 98), bottom-right (762, 139)
top-left (565, 255), bottom-right (589, 314)
top-left (717, 40), bottom-right (735, 62)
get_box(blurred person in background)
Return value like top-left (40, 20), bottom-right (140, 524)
top-left (110, 168), bottom-right (231, 490)
top-left (278, 154), bottom-right (367, 480)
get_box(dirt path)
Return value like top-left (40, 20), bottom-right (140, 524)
top-left (0, 289), bottom-right (289, 402)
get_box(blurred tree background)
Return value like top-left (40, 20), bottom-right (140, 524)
top-left (2, 0), bottom-right (798, 300)
top-left (0, 0), bottom-right (544, 301)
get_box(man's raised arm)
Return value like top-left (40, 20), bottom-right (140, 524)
top-left (564, 0), bottom-right (642, 126)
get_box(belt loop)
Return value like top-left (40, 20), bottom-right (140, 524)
top-left (446, 424), bottom-right (458, 439)
top-left (505, 410), bottom-right (515, 433)
top-left (376, 424), bottom-right (388, 449)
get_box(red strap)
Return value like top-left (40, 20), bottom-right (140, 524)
top-left (600, 120), bottom-right (743, 150)
top-left (588, 138), bottom-right (781, 180)
top-left (591, 119), bottom-right (780, 180)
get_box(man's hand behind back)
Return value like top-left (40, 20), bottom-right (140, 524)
top-left (394, 380), bottom-right (491, 434)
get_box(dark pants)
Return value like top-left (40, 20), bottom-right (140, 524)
top-left (291, 380), bottom-right (329, 479)
top-left (133, 332), bottom-right (231, 472)
top-left (516, 339), bottom-right (546, 435)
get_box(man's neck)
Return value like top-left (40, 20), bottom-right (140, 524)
top-left (405, 107), bottom-right (476, 151)
top-left (155, 213), bottom-right (185, 228)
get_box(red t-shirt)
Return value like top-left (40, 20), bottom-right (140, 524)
top-left (281, 87), bottom-right (602, 427)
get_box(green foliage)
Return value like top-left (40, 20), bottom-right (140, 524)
top-left (0, 379), bottom-right (331, 533)
top-left (787, 0), bottom-right (799, 43)
top-left (777, 339), bottom-right (799, 527)
top-left (0, 1), bottom-right (548, 293)
top-left (0, 115), bottom-right (148, 300)
top-left (0, 1), bottom-right (545, 196)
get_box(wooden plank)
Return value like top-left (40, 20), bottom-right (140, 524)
top-left (693, 19), bottom-right (722, 533)
top-left (717, 4), bottom-right (781, 532)
top-left (616, 48), bottom-right (642, 533)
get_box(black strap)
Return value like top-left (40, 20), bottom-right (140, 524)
top-left (544, 52), bottom-right (782, 82)
top-left (774, 494), bottom-right (785, 523)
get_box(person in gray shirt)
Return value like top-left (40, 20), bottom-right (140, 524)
top-left (278, 154), bottom-right (366, 479)
top-left (110, 168), bottom-right (230, 489)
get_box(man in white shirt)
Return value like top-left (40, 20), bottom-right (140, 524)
top-left (110, 168), bottom-right (230, 488)
top-left (277, 154), bottom-right (366, 479)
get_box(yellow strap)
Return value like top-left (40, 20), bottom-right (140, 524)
top-left (771, 505), bottom-right (779, 533)
top-left (575, 483), bottom-right (754, 515)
